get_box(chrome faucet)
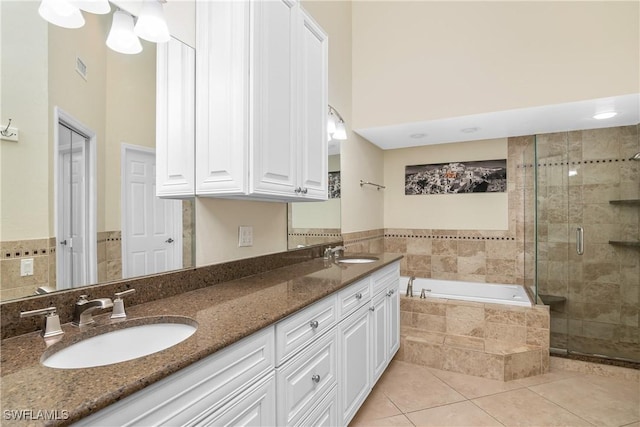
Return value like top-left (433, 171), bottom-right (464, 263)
top-left (72, 295), bottom-right (113, 327)
top-left (405, 276), bottom-right (415, 297)
top-left (324, 245), bottom-right (346, 260)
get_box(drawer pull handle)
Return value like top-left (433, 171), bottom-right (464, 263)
top-left (309, 320), bottom-right (319, 329)
top-left (355, 292), bottom-right (362, 300)
top-left (311, 374), bottom-right (321, 383)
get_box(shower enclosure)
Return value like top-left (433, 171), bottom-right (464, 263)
top-left (534, 124), bottom-right (639, 363)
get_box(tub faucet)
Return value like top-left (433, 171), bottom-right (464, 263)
top-left (72, 295), bottom-right (113, 327)
top-left (405, 276), bottom-right (415, 297)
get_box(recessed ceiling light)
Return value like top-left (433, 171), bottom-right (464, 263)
top-left (410, 133), bottom-right (426, 139)
top-left (593, 111), bottom-right (617, 120)
top-left (461, 127), bottom-right (479, 133)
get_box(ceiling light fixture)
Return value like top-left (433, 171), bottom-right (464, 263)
top-left (593, 111), bottom-right (617, 120)
top-left (106, 10), bottom-right (143, 55)
top-left (134, 0), bottom-right (171, 43)
top-left (38, 0), bottom-right (85, 29)
top-left (328, 105), bottom-right (347, 141)
top-left (461, 127), bottom-right (479, 133)
top-left (73, 0), bottom-right (111, 15)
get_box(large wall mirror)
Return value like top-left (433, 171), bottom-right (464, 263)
top-left (0, 1), bottom-right (195, 301)
top-left (288, 149), bottom-right (342, 249)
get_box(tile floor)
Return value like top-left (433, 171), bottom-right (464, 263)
top-left (350, 360), bottom-right (640, 427)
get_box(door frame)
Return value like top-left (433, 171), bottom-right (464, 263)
top-left (53, 107), bottom-right (97, 289)
top-left (121, 144), bottom-right (183, 278)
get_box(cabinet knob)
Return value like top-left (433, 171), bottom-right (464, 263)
top-left (311, 374), bottom-right (321, 383)
top-left (386, 289), bottom-right (395, 297)
top-left (355, 292), bottom-right (362, 300)
top-left (295, 187), bottom-right (302, 193)
top-left (309, 320), bottom-right (319, 329)
top-left (369, 306), bottom-right (375, 312)
top-left (301, 187), bottom-right (308, 194)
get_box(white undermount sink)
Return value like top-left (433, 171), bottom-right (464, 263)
top-left (337, 256), bottom-right (379, 264)
top-left (42, 318), bottom-right (197, 369)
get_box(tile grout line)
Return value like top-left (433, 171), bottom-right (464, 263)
top-left (467, 399), bottom-right (508, 427)
top-left (525, 384), bottom-right (598, 426)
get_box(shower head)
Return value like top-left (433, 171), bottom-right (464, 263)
top-left (630, 152), bottom-right (640, 161)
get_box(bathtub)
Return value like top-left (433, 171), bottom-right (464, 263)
top-left (400, 276), bottom-right (532, 307)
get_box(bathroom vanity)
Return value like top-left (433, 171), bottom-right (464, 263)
top-left (0, 254), bottom-right (401, 426)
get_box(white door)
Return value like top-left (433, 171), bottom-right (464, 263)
top-left (122, 146), bottom-right (182, 279)
top-left (58, 123), bottom-right (89, 288)
top-left (371, 291), bottom-right (389, 384)
top-left (297, 9), bottom-right (328, 200)
top-left (251, 0), bottom-right (298, 197)
top-left (338, 303), bottom-right (371, 426)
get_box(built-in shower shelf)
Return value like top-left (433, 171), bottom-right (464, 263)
top-left (609, 199), bottom-right (640, 206)
top-left (608, 240), bottom-right (640, 247)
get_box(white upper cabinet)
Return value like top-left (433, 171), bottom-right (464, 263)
top-left (196, 0), bottom-right (328, 202)
top-left (156, 37), bottom-right (196, 199)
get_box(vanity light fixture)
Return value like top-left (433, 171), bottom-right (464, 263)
top-left (38, 0), bottom-right (85, 29)
top-left (106, 10), bottom-right (143, 55)
top-left (73, 0), bottom-right (111, 15)
top-left (328, 105), bottom-right (347, 141)
top-left (593, 111), bottom-right (617, 120)
top-left (134, 0), bottom-right (171, 43)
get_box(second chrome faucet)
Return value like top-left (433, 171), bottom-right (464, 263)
top-left (72, 295), bottom-right (113, 327)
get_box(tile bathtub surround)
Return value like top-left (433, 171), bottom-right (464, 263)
top-left (0, 243), bottom-right (343, 339)
top-left (398, 296), bottom-right (550, 381)
top-left (351, 359), bottom-right (640, 427)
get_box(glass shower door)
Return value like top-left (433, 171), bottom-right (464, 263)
top-left (537, 125), bottom-right (640, 363)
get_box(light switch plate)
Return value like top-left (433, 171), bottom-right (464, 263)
top-left (239, 226), bottom-right (253, 247)
top-left (20, 258), bottom-right (34, 276)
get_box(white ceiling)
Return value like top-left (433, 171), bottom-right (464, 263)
top-left (354, 93), bottom-right (640, 150)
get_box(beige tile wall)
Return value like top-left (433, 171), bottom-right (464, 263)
top-left (0, 238), bottom-right (56, 300)
top-left (399, 296), bottom-right (550, 381)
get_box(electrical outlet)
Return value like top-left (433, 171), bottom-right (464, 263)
top-left (20, 258), bottom-right (34, 276)
top-left (239, 226), bottom-right (253, 247)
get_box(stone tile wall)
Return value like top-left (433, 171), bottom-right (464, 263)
top-left (398, 296), bottom-right (550, 381)
top-left (0, 238), bottom-right (56, 300)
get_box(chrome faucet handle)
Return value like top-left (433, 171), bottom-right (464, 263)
top-left (20, 306), bottom-right (64, 338)
top-left (111, 288), bottom-right (136, 319)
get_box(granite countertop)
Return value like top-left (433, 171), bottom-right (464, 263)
top-left (0, 253), bottom-right (402, 426)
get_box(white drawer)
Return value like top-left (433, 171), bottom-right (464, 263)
top-left (371, 261), bottom-right (400, 296)
top-left (338, 277), bottom-right (370, 320)
top-left (276, 328), bottom-right (338, 426)
top-left (296, 385), bottom-right (337, 427)
top-left (75, 326), bottom-right (275, 427)
top-left (275, 295), bottom-right (337, 365)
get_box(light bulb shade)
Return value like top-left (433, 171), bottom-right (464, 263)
top-left (134, 0), bottom-right (170, 43)
top-left (39, 0), bottom-right (85, 29)
top-left (72, 0), bottom-right (111, 14)
top-left (327, 112), bottom-right (337, 134)
top-left (106, 11), bottom-right (143, 55)
top-left (333, 121), bottom-right (347, 140)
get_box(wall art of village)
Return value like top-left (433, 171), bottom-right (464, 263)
top-left (405, 159), bottom-right (507, 195)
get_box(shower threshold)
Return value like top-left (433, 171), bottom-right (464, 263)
top-left (550, 348), bottom-right (640, 370)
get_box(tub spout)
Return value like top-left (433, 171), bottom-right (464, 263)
top-left (405, 276), bottom-right (415, 297)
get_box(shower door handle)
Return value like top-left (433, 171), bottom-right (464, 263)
top-left (576, 227), bottom-right (584, 255)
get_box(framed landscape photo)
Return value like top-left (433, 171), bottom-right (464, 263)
top-left (405, 159), bottom-right (507, 195)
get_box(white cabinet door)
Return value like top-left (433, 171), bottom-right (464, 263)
top-left (338, 304), bottom-right (371, 426)
top-left (296, 8), bottom-right (328, 200)
top-left (156, 37), bottom-right (195, 199)
top-left (387, 287), bottom-right (400, 360)
top-left (192, 373), bottom-right (276, 427)
top-left (251, 0), bottom-right (298, 198)
top-left (370, 291), bottom-right (388, 384)
top-left (195, 0), bottom-right (250, 196)
top-left (296, 386), bottom-right (338, 427)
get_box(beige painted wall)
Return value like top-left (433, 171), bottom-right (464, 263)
top-left (352, 1), bottom-right (640, 129)
top-left (291, 154), bottom-right (341, 229)
top-left (303, 1), bottom-right (385, 235)
top-left (0, 1), bottom-right (49, 240)
top-left (384, 138), bottom-right (509, 230)
top-left (195, 198), bottom-right (287, 266)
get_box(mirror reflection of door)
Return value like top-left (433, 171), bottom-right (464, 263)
top-left (121, 145), bottom-right (182, 279)
top-left (56, 119), bottom-right (96, 289)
